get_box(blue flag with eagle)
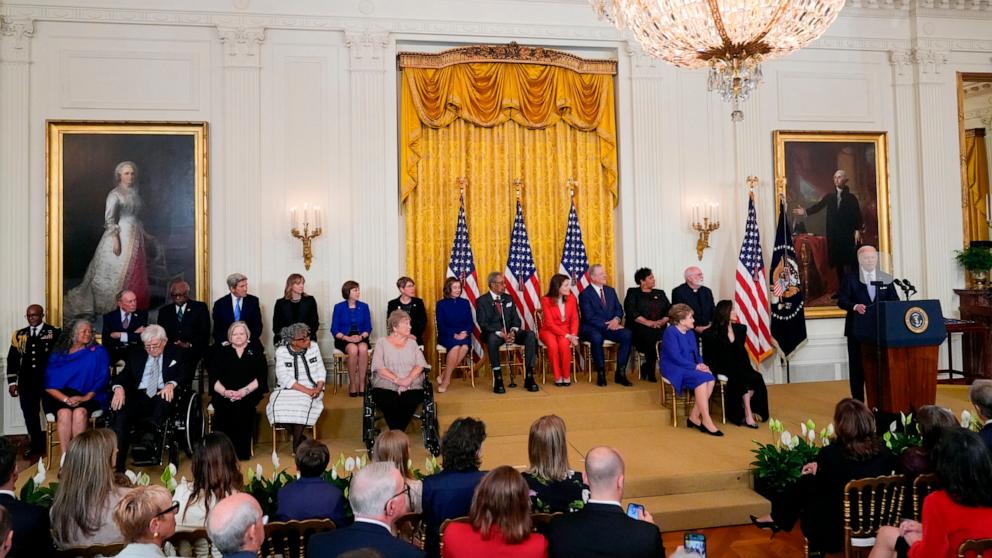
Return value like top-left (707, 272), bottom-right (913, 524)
top-left (770, 199), bottom-right (807, 357)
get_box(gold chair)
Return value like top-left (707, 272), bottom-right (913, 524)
top-left (168, 528), bottom-right (213, 557)
top-left (912, 472), bottom-right (939, 521)
top-left (271, 423), bottom-right (318, 453)
top-left (491, 342), bottom-right (526, 388)
top-left (328, 350), bottom-right (351, 395)
top-left (433, 317), bottom-right (475, 387)
top-left (45, 409), bottom-right (104, 460)
top-left (659, 369), bottom-right (726, 426)
top-left (439, 516), bottom-right (471, 554)
top-left (580, 340), bottom-right (617, 382)
top-left (958, 538), bottom-right (992, 558)
top-left (261, 518), bottom-right (336, 558)
top-left (53, 542), bottom-right (126, 558)
top-left (843, 474), bottom-right (907, 558)
top-left (395, 512), bottom-right (425, 547)
top-left (531, 511), bottom-right (563, 534)
top-left (535, 309), bottom-right (578, 385)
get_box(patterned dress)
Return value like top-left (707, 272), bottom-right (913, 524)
top-left (266, 342), bottom-right (327, 426)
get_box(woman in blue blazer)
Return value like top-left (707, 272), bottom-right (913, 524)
top-left (660, 303), bottom-right (722, 437)
top-left (434, 277), bottom-right (474, 393)
top-left (331, 280), bottom-right (372, 397)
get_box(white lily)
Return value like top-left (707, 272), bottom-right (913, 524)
top-left (32, 458), bottom-right (47, 486)
top-left (800, 423), bottom-right (808, 438)
top-left (889, 420), bottom-right (898, 433)
top-left (59, 452), bottom-right (66, 468)
top-left (827, 423), bottom-right (834, 437)
top-left (124, 470), bottom-right (138, 484)
top-left (961, 409), bottom-right (973, 428)
top-left (345, 457), bottom-right (356, 472)
top-left (179, 476), bottom-right (188, 485)
top-left (807, 428), bottom-right (816, 443)
top-left (271, 450), bottom-right (281, 470)
top-left (331, 467), bottom-right (339, 480)
top-left (780, 431), bottom-right (793, 448)
top-left (255, 464), bottom-right (264, 479)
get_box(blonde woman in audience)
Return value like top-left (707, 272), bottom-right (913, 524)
top-left (522, 415), bottom-right (588, 513)
top-left (174, 432), bottom-right (243, 557)
top-left (112, 485), bottom-right (178, 558)
top-left (51, 428), bottom-right (130, 548)
top-left (372, 430), bottom-right (423, 513)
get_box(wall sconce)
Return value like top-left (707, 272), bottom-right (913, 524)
top-left (690, 201), bottom-right (720, 261)
top-left (289, 203), bottom-right (322, 270)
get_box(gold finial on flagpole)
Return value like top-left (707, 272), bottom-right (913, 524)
top-left (456, 176), bottom-right (468, 196)
top-left (566, 178), bottom-right (578, 198)
top-left (513, 178), bottom-right (524, 200)
top-left (746, 175), bottom-right (759, 192)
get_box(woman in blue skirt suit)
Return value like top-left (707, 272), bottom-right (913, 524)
top-left (660, 303), bottom-right (723, 436)
top-left (435, 277), bottom-right (474, 393)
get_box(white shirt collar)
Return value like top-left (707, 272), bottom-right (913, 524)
top-left (121, 309), bottom-right (130, 320)
top-left (177, 303), bottom-right (186, 312)
top-left (355, 517), bottom-right (393, 534)
top-left (985, 418), bottom-right (992, 426)
top-left (587, 498), bottom-right (623, 510)
top-left (0, 490), bottom-right (15, 497)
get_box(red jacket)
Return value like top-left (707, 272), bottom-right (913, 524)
top-left (442, 522), bottom-right (548, 558)
top-left (909, 490), bottom-right (992, 558)
top-left (539, 295), bottom-right (579, 338)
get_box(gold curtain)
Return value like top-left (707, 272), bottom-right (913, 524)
top-left (965, 128), bottom-right (990, 241)
top-left (400, 52), bottom-right (618, 354)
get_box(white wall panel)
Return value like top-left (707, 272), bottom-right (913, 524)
top-left (60, 50), bottom-right (200, 110)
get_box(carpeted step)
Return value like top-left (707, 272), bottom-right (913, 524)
top-left (624, 488), bottom-right (771, 532)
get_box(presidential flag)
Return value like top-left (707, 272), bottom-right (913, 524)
top-left (734, 193), bottom-right (774, 363)
top-left (770, 199), bottom-right (807, 357)
top-left (504, 200), bottom-right (541, 331)
top-left (446, 195), bottom-right (484, 359)
top-left (558, 196), bottom-right (591, 296)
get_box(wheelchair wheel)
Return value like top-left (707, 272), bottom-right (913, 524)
top-left (183, 393), bottom-right (205, 457)
top-left (362, 385), bottom-right (379, 453)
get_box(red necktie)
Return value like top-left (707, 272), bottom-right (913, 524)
top-left (495, 298), bottom-right (504, 317)
top-left (599, 288), bottom-right (607, 307)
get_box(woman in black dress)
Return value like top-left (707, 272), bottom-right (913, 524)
top-left (209, 321), bottom-right (268, 459)
top-left (702, 300), bottom-right (769, 427)
top-left (386, 276), bottom-right (428, 347)
top-left (623, 268), bottom-right (671, 382)
top-left (272, 273), bottom-right (319, 344)
top-left (522, 415), bottom-right (588, 513)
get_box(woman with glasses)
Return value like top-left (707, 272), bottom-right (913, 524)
top-left (209, 321), bottom-right (268, 459)
top-left (386, 277), bottom-right (428, 347)
top-left (111, 485), bottom-right (178, 558)
top-left (266, 323), bottom-right (327, 452)
top-left (173, 432), bottom-right (243, 557)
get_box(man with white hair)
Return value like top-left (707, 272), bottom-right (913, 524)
top-left (794, 168), bottom-right (863, 291)
top-left (547, 446), bottom-right (665, 557)
top-left (109, 324), bottom-right (188, 471)
top-left (578, 264), bottom-right (634, 387)
top-left (307, 462), bottom-right (424, 558)
top-left (207, 493), bottom-right (265, 558)
top-left (672, 266), bottom-right (716, 334)
top-left (212, 272), bottom-right (263, 346)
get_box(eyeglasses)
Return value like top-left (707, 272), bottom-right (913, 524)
top-left (383, 484), bottom-right (412, 512)
top-left (170, 292), bottom-right (189, 298)
top-left (155, 501), bottom-right (180, 518)
top-left (144, 342), bottom-right (165, 350)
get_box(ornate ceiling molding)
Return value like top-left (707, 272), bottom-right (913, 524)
top-left (217, 25), bottom-right (264, 67)
top-left (398, 42), bottom-right (617, 74)
top-left (0, 16), bottom-right (34, 63)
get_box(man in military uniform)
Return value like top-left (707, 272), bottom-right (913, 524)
top-left (6, 304), bottom-right (60, 458)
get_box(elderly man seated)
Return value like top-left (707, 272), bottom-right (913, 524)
top-left (109, 324), bottom-right (188, 471)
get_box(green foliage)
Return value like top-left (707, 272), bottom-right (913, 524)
top-left (243, 468), bottom-right (296, 517)
top-left (750, 418), bottom-right (829, 493)
top-left (954, 246), bottom-right (992, 273)
top-left (882, 412), bottom-right (922, 455)
top-left (18, 478), bottom-right (58, 508)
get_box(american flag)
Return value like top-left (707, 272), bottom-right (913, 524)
top-left (446, 195), bottom-right (483, 359)
top-left (558, 197), bottom-right (590, 296)
top-left (504, 200), bottom-right (542, 331)
top-left (734, 193), bottom-right (774, 363)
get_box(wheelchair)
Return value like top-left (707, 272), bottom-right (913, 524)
top-left (114, 384), bottom-right (206, 468)
top-left (363, 368), bottom-right (441, 456)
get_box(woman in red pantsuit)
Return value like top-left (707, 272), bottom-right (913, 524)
top-left (539, 274), bottom-right (580, 387)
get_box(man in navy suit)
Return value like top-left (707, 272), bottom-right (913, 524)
top-left (207, 493), bottom-right (266, 558)
top-left (156, 279), bottom-right (210, 377)
top-left (969, 380), bottom-right (992, 453)
top-left (837, 245), bottom-right (900, 402)
top-left (101, 289), bottom-right (149, 364)
top-left (547, 446), bottom-right (665, 558)
top-left (0, 437), bottom-right (51, 556)
top-left (307, 462), bottom-right (425, 558)
top-left (275, 439), bottom-right (348, 525)
top-left (109, 325), bottom-right (188, 471)
top-left (212, 273), bottom-right (263, 347)
top-left (579, 264), bottom-right (633, 387)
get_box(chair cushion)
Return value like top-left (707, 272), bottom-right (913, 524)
top-left (436, 344), bottom-right (448, 353)
top-left (850, 537), bottom-right (876, 547)
top-left (45, 413), bottom-right (55, 423)
top-left (716, 374), bottom-right (729, 382)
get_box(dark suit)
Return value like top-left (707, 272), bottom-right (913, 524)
top-left (6, 323), bottom-right (60, 453)
top-left (422, 469), bottom-right (485, 557)
top-left (475, 292), bottom-right (537, 370)
top-left (671, 283), bottom-right (716, 328)
top-left (272, 296), bottom-right (319, 344)
top-left (578, 286), bottom-right (633, 377)
top-left (803, 187), bottom-right (863, 284)
top-left (0, 491), bottom-right (52, 557)
top-left (837, 270), bottom-right (900, 402)
top-left (307, 521), bottom-right (425, 558)
top-left (110, 344), bottom-right (188, 471)
top-left (979, 423), bottom-right (992, 453)
top-left (156, 299), bottom-right (210, 374)
top-left (212, 294), bottom-right (263, 346)
top-left (547, 502), bottom-right (665, 558)
top-left (101, 308), bottom-right (149, 364)
top-left (275, 476), bottom-right (348, 526)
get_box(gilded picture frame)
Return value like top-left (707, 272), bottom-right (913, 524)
top-left (773, 130), bottom-right (891, 319)
top-left (47, 121), bottom-right (209, 329)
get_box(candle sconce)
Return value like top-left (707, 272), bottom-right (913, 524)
top-left (690, 201), bottom-right (720, 261)
top-left (289, 203), bottom-right (322, 270)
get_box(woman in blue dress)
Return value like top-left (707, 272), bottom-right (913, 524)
top-left (660, 303), bottom-right (722, 436)
top-left (434, 277), bottom-right (474, 393)
top-left (331, 280), bottom-right (372, 397)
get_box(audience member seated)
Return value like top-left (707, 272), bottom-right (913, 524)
top-left (624, 267), bottom-right (671, 383)
top-left (869, 427), bottom-right (992, 558)
top-left (266, 323), bottom-right (326, 452)
top-left (102, 290), bottom-right (149, 365)
top-left (0, 506), bottom-right (11, 558)
top-left (522, 415), bottom-right (587, 514)
top-left (212, 273), bottom-right (263, 348)
top-left (538, 274), bottom-right (579, 387)
top-left (44, 319), bottom-right (110, 457)
top-left (110, 325), bottom-right (188, 471)
top-left (898, 405), bottom-right (957, 476)
top-left (434, 278), bottom-right (474, 393)
top-left (423, 417), bottom-right (488, 557)
top-left (476, 272), bottom-right (539, 394)
top-left (388, 276), bottom-right (428, 347)
top-left (206, 493), bottom-right (265, 558)
top-left (51, 429), bottom-right (129, 548)
top-left (175, 432), bottom-right (243, 556)
top-left (275, 438), bottom-right (347, 525)
top-left (702, 300), bottom-right (769, 428)
top-left (661, 304), bottom-right (721, 436)
top-left (443, 465), bottom-right (548, 558)
top-left (751, 398), bottom-right (895, 555)
top-left (371, 311), bottom-right (428, 432)
top-left (332, 280), bottom-right (373, 397)
top-left (156, 279), bottom-right (210, 379)
top-left (0, 436), bottom-right (51, 555)
top-left (970, 379), bottom-right (992, 452)
top-left (112, 485), bottom-right (178, 558)
top-left (272, 273), bottom-right (319, 344)
top-left (578, 264), bottom-right (633, 387)
top-left (671, 266), bottom-right (715, 335)
top-left (307, 462), bottom-right (425, 558)
top-left (373, 430), bottom-right (423, 513)
top-left (546, 446), bottom-right (664, 558)
top-left (209, 321), bottom-right (267, 460)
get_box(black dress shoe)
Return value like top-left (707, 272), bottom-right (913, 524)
top-left (615, 374), bottom-right (633, 387)
top-left (750, 514), bottom-right (781, 536)
top-left (349, 392), bottom-right (358, 398)
top-left (596, 372), bottom-right (607, 387)
top-left (701, 426), bottom-right (724, 437)
top-left (743, 422), bottom-right (760, 429)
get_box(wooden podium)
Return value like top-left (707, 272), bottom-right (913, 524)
top-left (854, 300), bottom-right (947, 414)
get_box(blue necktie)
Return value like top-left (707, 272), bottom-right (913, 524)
top-left (235, 298), bottom-right (242, 321)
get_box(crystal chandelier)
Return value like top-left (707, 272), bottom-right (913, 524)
top-left (591, 0), bottom-right (844, 121)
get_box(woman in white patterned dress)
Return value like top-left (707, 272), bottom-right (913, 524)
top-left (265, 323), bottom-right (327, 451)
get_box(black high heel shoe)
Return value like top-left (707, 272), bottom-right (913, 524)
top-left (750, 514), bottom-right (781, 536)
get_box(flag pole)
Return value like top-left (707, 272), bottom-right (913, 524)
top-left (456, 176), bottom-right (469, 283)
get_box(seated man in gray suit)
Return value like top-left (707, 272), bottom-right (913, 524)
top-left (475, 272), bottom-right (538, 394)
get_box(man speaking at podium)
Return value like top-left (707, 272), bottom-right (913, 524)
top-left (838, 245), bottom-right (900, 402)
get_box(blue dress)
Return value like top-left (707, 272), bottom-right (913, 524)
top-left (44, 345), bottom-right (110, 412)
top-left (435, 297), bottom-right (473, 349)
top-left (660, 326), bottom-right (713, 395)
